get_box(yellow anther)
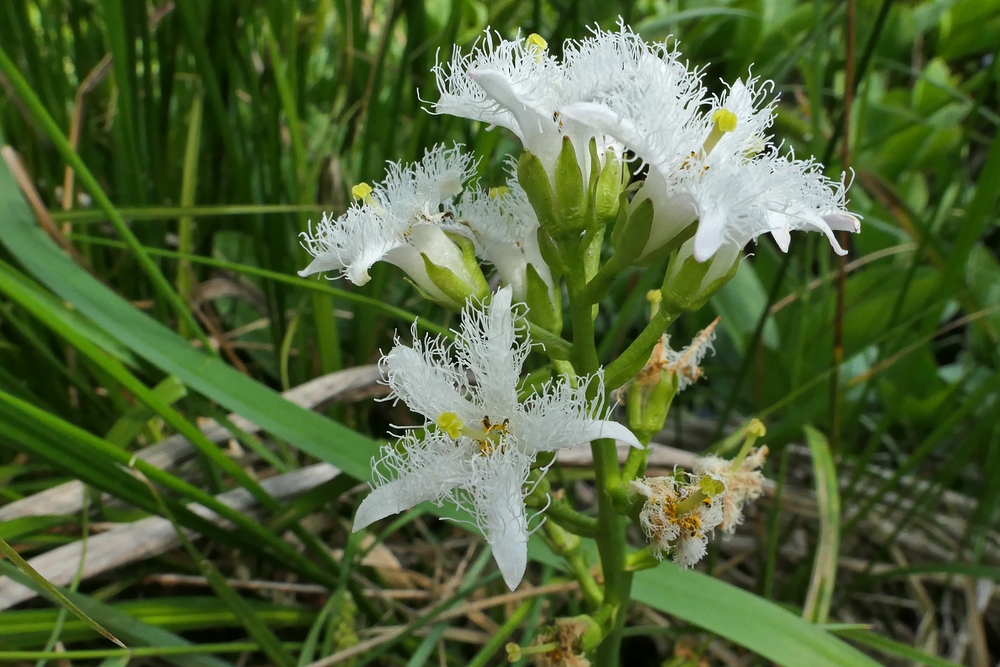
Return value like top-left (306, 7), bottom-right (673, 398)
top-left (436, 412), bottom-right (465, 439)
top-left (747, 418), bottom-right (766, 438)
top-left (489, 185), bottom-right (510, 200)
top-left (711, 108), bottom-right (739, 133)
top-left (351, 182), bottom-right (374, 202)
top-left (526, 33), bottom-right (548, 56)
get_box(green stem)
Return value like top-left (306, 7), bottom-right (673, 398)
top-left (605, 308), bottom-right (676, 390)
top-left (621, 432), bottom-right (655, 484)
top-left (591, 436), bottom-right (632, 665)
top-left (546, 500), bottom-right (599, 538)
top-left (542, 522), bottom-right (603, 609)
top-left (566, 253), bottom-right (631, 665)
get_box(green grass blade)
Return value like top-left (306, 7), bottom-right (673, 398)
top-left (0, 537), bottom-right (124, 648)
top-left (0, 88), bottom-right (210, 350)
top-left (802, 426), bottom-right (841, 624)
top-left (834, 628), bottom-right (963, 667)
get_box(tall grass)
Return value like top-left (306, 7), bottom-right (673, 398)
top-left (0, 1), bottom-right (998, 665)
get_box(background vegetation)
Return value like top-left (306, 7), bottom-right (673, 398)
top-left (0, 0), bottom-right (998, 665)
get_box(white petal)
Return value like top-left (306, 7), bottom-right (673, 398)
top-left (465, 447), bottom-right (532, 590)
top-left (297, 254), bottom-right (344, 278)
top-left (579, 419), bottom-right (643, 449)
top-left (383, 339), bottom-right (478, 425)
top-left (823, 213), bottom-right (861, 233)
top-left (491, 527), bottom-right (528, 591)
top-left (353, 477), bottom-right (426, 531)
top-left (355, 432), bottom-right (470, 531)
top-left (457, 286), bottom-right (527, 417)
top-left (693, 207), bottom-right (728, 262)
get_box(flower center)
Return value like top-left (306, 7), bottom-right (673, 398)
top-left (435, 412), bottom-right (510, 455)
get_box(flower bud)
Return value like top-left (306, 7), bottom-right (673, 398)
top-left (610, 196), bottom-right (653, 265)
top-left (553, 135), bottom-right (588, 236)
top-left (594, 149), bottom-right (626, 228)
top-left (525, 263), bottom-right (562, 334)
top-left (662, 238), bottom-right (739, 313)
top-left (419, 233), bottom-right (489, 308)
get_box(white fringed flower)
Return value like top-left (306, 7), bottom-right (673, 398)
top-left (446, 172), bottom-right (554, 302)
top-left (559, 38), bottom-right (859, 262)
top-left (353, 286), bottom-right (641, 590)
top-left (297, 144), bottom-right (482, 304)
top-left (631, 472), bottom-right (725, 568)
top-left (433, 32), bottom-right (567, 170)
top-left (431, 29), bottom-right (628, 176)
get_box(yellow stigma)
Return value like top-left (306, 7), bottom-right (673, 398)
top-left (526, 33), bottom-right (548, 52)
top-left (489, 185), bottom-right (510, 199)
top-left (702, 109), bottom-right (739, 156)
top-left (351, 182), bottom-right (374, 202)
top-left (711, 109), bottom-right (738, 133)
top-left (436, 412), bottom-right (465, 439)
top-left (747, 418), bottom-right (766, 438)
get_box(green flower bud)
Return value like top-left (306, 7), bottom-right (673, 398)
top-left (595, 149), bottom-right (626, 228)
top-left (661, 238), bottom-right (740, 313)
top-left (553, 135), bottom-right (588, 236)
top-left (517, 149), bottom-right (559, 231)
top-left (525, 263), bottom-right (562, 334)
top-left (610, 196), bottom-right (653, 265)
top-left (421, 245), bottom-right (489, 309)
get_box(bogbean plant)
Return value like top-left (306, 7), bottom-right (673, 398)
top-left (298, 23), bottom-right (858, 666)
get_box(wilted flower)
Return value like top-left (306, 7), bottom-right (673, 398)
top-left (353, 286), bottom-right (640, 589)
top-left (529, 617), bottom-right (594, 667)
top-left (636, 317), bottom-right (720, 393)
top-left (298, 144), bottom-right (488, 307)
top-left (631, 472), bottom-right (725, 568)
top-left (695, 445), bottom-right (768, 534)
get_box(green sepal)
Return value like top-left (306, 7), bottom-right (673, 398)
top-left (623, 548), bottom-right (662, 573)
top-left (636, 220), bottom-right (697, 266)
top-left (536, 226), bottom-right (566, 275)
top-left (445, 232), bottom-right (490, 299)
top-left (610, 197), bottom-right (653, 266)
top-left (525, 263), bottom-right (562, 334)
top-left (662, 250), bottom-right (739, 313)
top-left (421, 253), bottom-right (476, 308)
top-left (518, 149), bottom-right (559, 231)
top-left (595, 149), bottom-right (624, 228)
top-left (553, 135), bottom-right (588, 236)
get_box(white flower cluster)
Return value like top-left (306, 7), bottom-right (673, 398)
top-left (434, 22), bottom-right (859, 265)
top-left (300, 20), bottom-right (851, 592)
top-left (353, 287), bottom-right (640, 589)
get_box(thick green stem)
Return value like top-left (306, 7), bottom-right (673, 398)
top-left (592, 437), bottom-right (632, 666)
top-left (566, 256), bottom-right (631, 664)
